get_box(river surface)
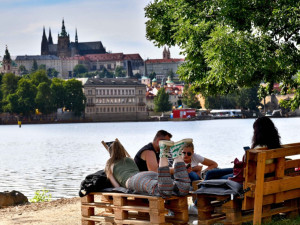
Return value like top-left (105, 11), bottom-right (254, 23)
top-left (1, 118), bottom-right (300, 199)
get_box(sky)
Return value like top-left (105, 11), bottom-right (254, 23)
top-left (0, 0), bottom-right (183, 60)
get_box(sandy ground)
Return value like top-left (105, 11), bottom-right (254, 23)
top-left (0, 197), bottom-right (81, 225)
top-left (0, 197), bottom-right (198, 225)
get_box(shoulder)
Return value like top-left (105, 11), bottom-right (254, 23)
top-left (192, 153), bottom-right (204, 162)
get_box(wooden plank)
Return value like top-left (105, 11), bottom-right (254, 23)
top-left (253, 151), bottom-right (266, 225)
top-left (263, 176), bottom-right (300, 195)
top-left (285, 159), bottom-right (300, 169)
top-left (81, 202), bottom-right (113, 208)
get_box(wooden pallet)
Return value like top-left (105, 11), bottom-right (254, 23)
top-left (81, 192), bottom-right (189, 225)
top-left (196, 142), bottom-right (300, 225)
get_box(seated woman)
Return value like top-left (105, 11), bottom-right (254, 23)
top-left (182, 142), bottom-right (218, 182)
top-left (105, 139), bottom-right (192, 197)
top-left (205, 116), bottom-right (281, 180)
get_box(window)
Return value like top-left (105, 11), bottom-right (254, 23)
top-left (126, 90), bottom-right (128, 95)
top-left (118, 90), bottom-right (120, 95)
top-left (88, 90), bottom-right (92, 95)
top-left (99, 90), bottom-right (102, 95)
top-left (122, 90), bottom-right (124, 95)
top-left (114, 90), bottom-right (117, 95)
top-left (96, 90), bottom-right (98, 95)
top-left (111, 90), bottom-right (113, 95)
top-left (107, 90), bottom-right (109, 95)
top-left (107, 64), bottom-right (111, 69)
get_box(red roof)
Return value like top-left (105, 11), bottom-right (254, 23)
top-left (146, 58), bottom-right (185, 64)
top-left (85, 53), bottom-right (143, 62)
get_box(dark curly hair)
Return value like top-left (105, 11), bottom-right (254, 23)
top-left (251, 117), bottom-right (281, 149)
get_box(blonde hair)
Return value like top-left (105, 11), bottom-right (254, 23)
top-left (105, 140), bottom-right (127, 176)
top-left (183, 142), bottom-right (194, 151)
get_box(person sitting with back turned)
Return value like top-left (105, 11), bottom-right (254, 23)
top-left (182, 142), bottom-right (218, 182)
top-left (106, 138), bottom-right (191, 197)
top-left (134, 130), bottom-right (173, 172)
top-left (204, 116), bottom-right (281, 181)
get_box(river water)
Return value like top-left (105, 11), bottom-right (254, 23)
top-left (1, 118), bottom-right (300, 199)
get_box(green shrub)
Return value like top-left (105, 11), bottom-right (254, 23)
top-left (30, 189), bottom-right (52, 203)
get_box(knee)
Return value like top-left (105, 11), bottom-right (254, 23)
top-left (189, 172), bottom-right (200, 181)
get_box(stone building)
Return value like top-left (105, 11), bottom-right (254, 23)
top-left (15, 53), bottom-right (143, 78)
top-left (143, 47), bottom-right (185, 80)
top-left (41, 19), bottom-right (106, 57)
top-left (83, 78), bottom-right (147, 121)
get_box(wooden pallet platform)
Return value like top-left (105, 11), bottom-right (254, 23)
top-left (81, 192), bottom-right (189, 225)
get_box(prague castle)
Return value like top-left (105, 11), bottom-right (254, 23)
top-left (41, 19), bottom-right (107, 57)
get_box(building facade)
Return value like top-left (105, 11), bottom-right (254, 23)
top-left (83, 78), bottom-right (147, 121)
top-left (142, 47), bottom-right (185, 80)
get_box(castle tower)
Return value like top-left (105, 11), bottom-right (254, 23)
top-left (41, 27), bottom-right (49, 55)
top-left (163, 46), bottom-right (170, 59)
top-left (74, 28), bottom-right (79, 55)
top-left (48, 28), bottom-right (53, 45)
top-left (57, 19), bottom-right (70, 57)
top-left (2, 46), bottom-right (12, 72)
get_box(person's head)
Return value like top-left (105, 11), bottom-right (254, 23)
top-left (182, 142), bottom-right (194, 162)
top-left (105, 140), bottom-right (127, 175)
top-left (251, 116), bottom-right (281, 149)
top-left (153, 130), bottom-right (172, 152)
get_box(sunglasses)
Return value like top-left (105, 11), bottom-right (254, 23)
top-left (182, 152), bottom-right (192, 156)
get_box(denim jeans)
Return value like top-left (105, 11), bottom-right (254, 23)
top-left (204, 168), bottom-right (233, 180)
top-left (188, 171), bottom-right (200, 182)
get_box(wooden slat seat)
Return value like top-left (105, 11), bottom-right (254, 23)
top-left (196, 142), bottom-right (300, 225)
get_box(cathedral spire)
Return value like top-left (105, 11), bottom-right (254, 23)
top-left (60, 18), bottom-right (67, 37)
top-left (3, 45), bottom-right (11, 62)
top-left (75, 28), bottom-right (78, 43)
top-left (41, 26), bottom-right (49, 55)
top-left (48, 28), bottom-right (53, 44)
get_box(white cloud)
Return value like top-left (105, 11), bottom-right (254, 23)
top-left (0, 0), bottom-right (183, 59)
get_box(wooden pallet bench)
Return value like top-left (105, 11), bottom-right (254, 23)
top-left (81, 192), bottom-right (189, 225)
top-left (196, 142), bottom-right (300, 225)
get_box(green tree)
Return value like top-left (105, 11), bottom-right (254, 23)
top-left (154, 87), bottom-right (172, 112)
top-left (19, 65), bottom-right (28, 75)
top-left (47, 68), bottom-right (59, 78)
top-left (38, 64), bottom-right (46, 71)
top-left (4, 93), bottom-right (20, 113)
top-left (149, 72), bottom-right (156, 80)
top-left (16, 78), bottom-right (37, 115)
top-left (182, 84), bottom-right (201, 109)
top-left (238, 86), bottom-right (260, 111)
top-left (31, 59), bottom-right (38, 72)
top-left (114, 66), bottom-right (126, 77)
top-left (1, 73), bottom-right (19, 99)
top-left (133, 72), bottom-right (142, 79)
top-left (51, 78), bottom-right (66, 109)
top-left (64, 79), bottom-right (86, 116)
top-left (30, 70), bottom-right (51, 86)
top-left (73, 64), bottom-right (88, 77)
top-left (35, 82), bottom-right (54, 114)
top-left (145, 0), bottom-right (300, 109)
top-left (99, 67), bottom-right (113, 78)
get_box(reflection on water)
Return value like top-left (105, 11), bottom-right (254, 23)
top-left (1, 118), bottom-right (300, 199)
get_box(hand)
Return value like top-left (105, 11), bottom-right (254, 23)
top-left (187, 167), bottom-right (192, 173)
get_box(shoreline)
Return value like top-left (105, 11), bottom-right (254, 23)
top-left (1, 115), bottom-right (298, 126)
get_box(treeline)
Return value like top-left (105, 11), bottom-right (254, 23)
top-left (0, 70), bottom-right (86, 117)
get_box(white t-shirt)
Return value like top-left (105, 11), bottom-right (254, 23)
top-left (185, 153), bottom-right (204, 167)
